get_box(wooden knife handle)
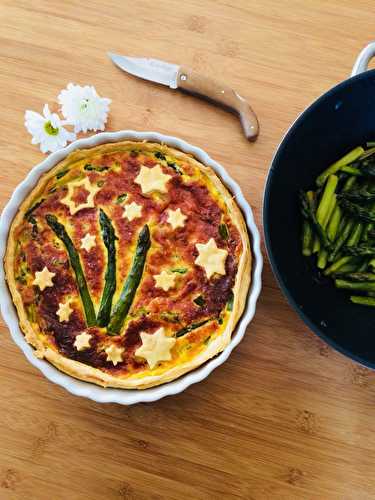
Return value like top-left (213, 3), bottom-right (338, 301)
top-left (177, 66), bottom-right (259, 141)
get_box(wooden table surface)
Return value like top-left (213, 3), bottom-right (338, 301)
top-left (1, 1), bottom-right (375, 498)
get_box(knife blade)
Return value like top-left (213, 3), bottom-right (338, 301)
top-left (108, 53), bottom-right (179, 89)
top-left (108, 52), bottom-right (259, 141)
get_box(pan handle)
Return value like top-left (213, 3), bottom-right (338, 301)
top-left (351, 42), bottom-right (375, 76)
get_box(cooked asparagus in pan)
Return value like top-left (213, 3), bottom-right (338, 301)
top-left (300, 143), bottom-right (375, 306)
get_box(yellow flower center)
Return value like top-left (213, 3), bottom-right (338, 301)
top-left (79, 99), bottom-right (90, 112)
top-left (44, 120), bottom-right (59, 136)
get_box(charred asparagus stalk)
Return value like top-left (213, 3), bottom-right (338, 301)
top-left (313, 175), bottom-right (338, 253)
top-left (46, 214), bottom-right (96, 327)
top-left (302, 220), bottom-right (313, 256)
top-left (327, 205), bottom-right (342, 241)
top-left (298, 143), bottom-right (375, 304)
top-left (299, 191), bottom-right (331, 250)
top-left (340, 166), bottom-right (362, 176)
top-left (344, 243), bottom-right (375, 257)
top-left (346, 222), bottom-right (363, 247)
top-left (324, 256), bottom-right (358, 276)
top-left (335, 279), bottom-right (375, 292)
top-left (316, 146), bottom-right (364, 186)
top-left (334, 272), bottom-right (375, 282)
top-left (107, 225), bottom-right (151, 335)
top-left (339, 188), bottom-right (375, 203)
top-left (328, 218), bottom-right (354, 262)
top-left (350, 296), bottom-right (375, 306)
top-left (301, 191), bottom-right (315, 256)
top-left (176, 318), bottom-right (212, 338)
top-left (97, 209), bottom-right (117, 327)
top-left (339, 198), bottom-right (375, 223)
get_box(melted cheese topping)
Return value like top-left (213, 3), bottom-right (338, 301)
top-left (11, 142), bottom-right (244, 383)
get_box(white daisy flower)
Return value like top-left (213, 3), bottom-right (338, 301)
top-left (58, 83), bottom-right (111, 133)
top-left (24, 104), bottom-right (76, 154)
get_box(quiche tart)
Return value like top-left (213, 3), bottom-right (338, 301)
top-left (5, 141), bottom-right (251, 389)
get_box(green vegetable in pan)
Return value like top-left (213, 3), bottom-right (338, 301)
top-left (350, 296), bottom-right (375, 306)
top-left (344, 243), bottom-right (375, 257)
top-left (300, 143), bottom-right (375, 306)
top-left (315, 146), bottom-right (364, 187)
top-left (299, 190), bottom-right (331, 251)
top-left (335, 279), bottom-right (375, 292)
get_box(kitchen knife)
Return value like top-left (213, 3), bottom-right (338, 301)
top-left (108, 53), bottom-right (259, 141)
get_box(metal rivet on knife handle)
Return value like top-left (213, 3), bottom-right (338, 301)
top-left (177, 66), bottom-right (259, 141)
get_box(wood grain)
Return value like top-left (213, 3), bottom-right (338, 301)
top-left (1, 0), bottom-right (375, 498)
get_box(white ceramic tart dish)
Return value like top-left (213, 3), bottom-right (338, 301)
top-left (0, 131), bottom-right (262, 405)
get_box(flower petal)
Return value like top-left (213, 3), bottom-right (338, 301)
top-left (42, 103), bottom-right (51, 119)
top-left (57, 83), bottom-right (111, 132)
top-left (25, 103), bottom-right (76, 154)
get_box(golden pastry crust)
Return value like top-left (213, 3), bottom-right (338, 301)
top-left (5, 141), bottom-right (251, 389)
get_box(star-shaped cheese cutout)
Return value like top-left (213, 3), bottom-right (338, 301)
top-left (154, 270), bottom-right (176, 291)
top-left (167, 208), bottom-right (187, 230)
top-left (195, 238), bottom-right (228, 279)
top-left (32, 266), bottom-right (55, 291)
top-left (80, 233), bottom-right (96, 252)
top-left (135, 327), bottom-right (176, 369)
top-left (134, 165), bottom-right (171, 194)
top-left (122, 201), bottom-right (142, 221)
top-left (56, 299), bottom-right (73, 322)
top-left (104, 344), bottom-right (124, 366)
top-left (61, 177), bottom-right (100, 215)
top-left (74, 331), bottom-right (92, 351)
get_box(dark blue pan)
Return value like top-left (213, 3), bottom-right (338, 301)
top-left (263, 43), bottom-right (375, 368)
